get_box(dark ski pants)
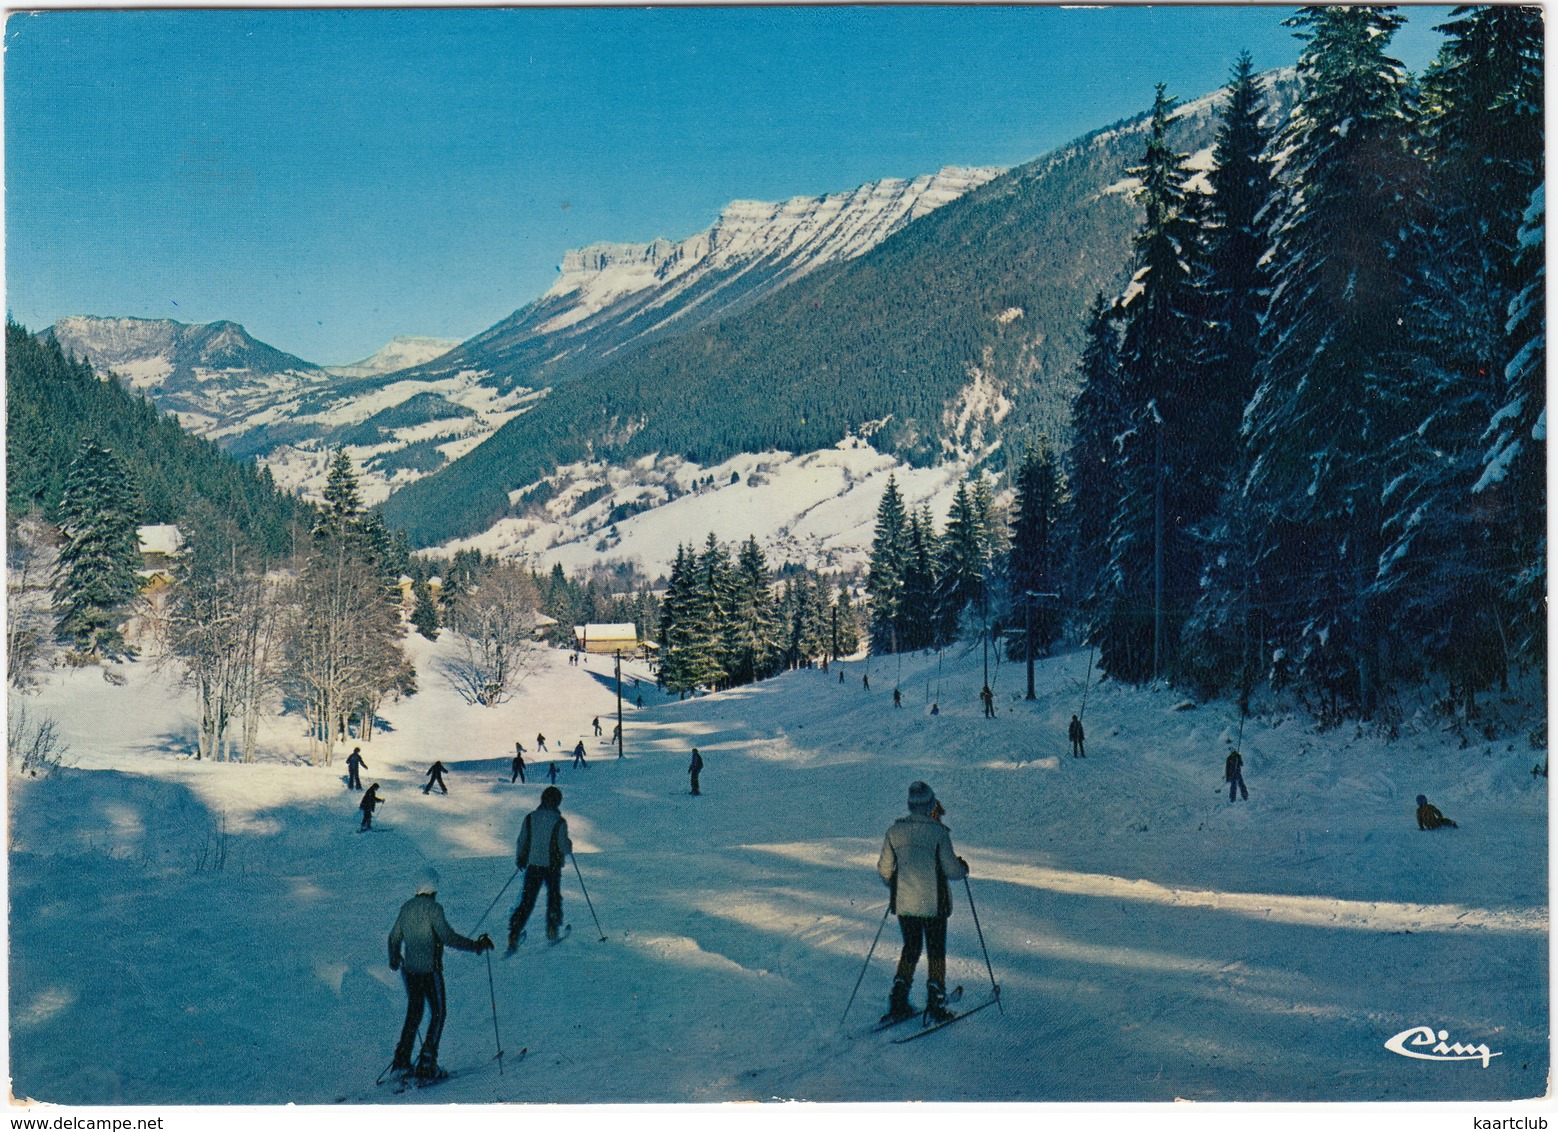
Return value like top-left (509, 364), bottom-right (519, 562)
top-left (424, 774), bottom-right (447, 795)
top-left (690, 771), bottom-right (700, 795)
top-left (893, 915), bottom-right (948, 991)
top-left (360, 810), bottom-right (374, 830)
top-left (509, 865), bottom-right (563, 939)
top-left (512, 765), bottom-right (525, 784)
top-left (348, 768), bottom-right (362, 790)
top-left (394, 967), bottom-right (447, 1067)
top-left (1228, 772), bottom-right (1247, 802)
top-left (1071, 739), bottom-right (1084, 758)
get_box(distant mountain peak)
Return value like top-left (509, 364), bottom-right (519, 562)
top-left (326, 335), bottom-right (463, 378)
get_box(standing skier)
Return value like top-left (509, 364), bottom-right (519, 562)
top-left (387, 867), bottom-right (494, 1080)
top-left (1224, 750), bottom-right (1248, 802)
top-left (512, 743), bottom-right (527, 784)
top-left (546, 762), bottom-right (560, 785)
top-left (537, 733), bottom-right (548, 753)
top-left (689, 747), bottom-right (704, 796)
top-left (981, 686), bottom-right (996, 718)
top-left (346, 746), bottom-right (367, 790)
top-left (423, 760), bottom-right (449, 795)
top-left (1068, 715), bottom-right (1085, 758)
top-left (863, 672), bottom-right (871, 691)
top-left (506, 786), bottom-right (573, 950)
top-left (1416, 794), bottom-right (1458, 830)
top-left (877, 781), bottom-right (969, 1024)
top-left (359, 783), bottom-right (385, 831)
top-left (893, 688), bottom-right (903, 709)
top-left (592, 717), bottom-right (602, 737)
top-left (572, 740), bottom-right (588, 768)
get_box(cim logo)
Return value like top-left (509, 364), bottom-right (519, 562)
top-left (1385, 1025), bottom-right (1502, 1068)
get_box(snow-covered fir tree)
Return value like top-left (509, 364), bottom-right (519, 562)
top-left (52, 437), bottom-right (142, 658)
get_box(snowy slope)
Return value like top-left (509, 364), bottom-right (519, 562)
top-left (325, 337), bottom-right (464, 379)
top-left (8, 629), bottom-right (1547, 1111)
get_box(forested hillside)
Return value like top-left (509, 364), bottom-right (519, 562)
top-left (379, 85), bottom-right (1275, 548)
top-left (6, 322), bottom-right (311, 558)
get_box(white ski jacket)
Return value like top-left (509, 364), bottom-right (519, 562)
top-left (516, 806), bottom-right (572, 870)
top-left (878, 812), bottom-right (967, 919)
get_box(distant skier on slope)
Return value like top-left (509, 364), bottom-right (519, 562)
top-left (547, 762), bottom-right (559, 784)
top-left (423, 760), bottom-right (449, 795)
top-left (893, 688), bottom-right (903, 708)
top-left (346, 746), bottom-right (367, 790)
top-left (387, 866), bottom-right (493, 1081)
top-left (877, 781), bottom-right (969, 1024)
top-left (512, 743), bottom-right (527, 784)
top-left (1069, 715), bottom-right (1085, 758)
top-left (689, 747), bottom-right (704, 796)
top-left (1416, 794), bottom-right (1458, 830)
top-left (1224, 750), bottom-right (1248, 802)
top-left (981, 685), bottom-right (996, 718)
top-left (537, 733), bottom-right (548, 753)
top-left (572, 741), bottom-right (587, 768)
top-left (359, 784), bottom-right (385, 831)
top-left (592, 717), bottom-right (602, 737)
top-left (507, 786), bottom-right (573, 950)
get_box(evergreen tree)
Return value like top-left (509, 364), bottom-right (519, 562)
top-left (866, 476), bottom-right (910, 653)
top-left (410, 578), bottom-right (441, 641)
top-left (1066, 295), bottom-right (1125, 601)
top-left (937, 481), bottom-right (989, 644)
top-left (1008, 442), bottom-right (1065, 658)
top-left (1241, 5), bottom-right (1417, 716)
top-left (900, 506), bottom-right (939, 651)
top-left (52, 438), bottom-right (142, 657)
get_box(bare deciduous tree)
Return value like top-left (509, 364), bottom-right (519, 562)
top-left (442, 562), bottom-right (540, 706)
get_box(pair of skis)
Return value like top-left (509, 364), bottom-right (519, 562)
top-left (859, 984), bottom-right (1001, 1043)
top-left (380, 1048), bottom-right (527, 1094)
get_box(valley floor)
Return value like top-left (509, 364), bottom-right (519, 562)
top-left (6, 634), bottom-right (1549, 1116)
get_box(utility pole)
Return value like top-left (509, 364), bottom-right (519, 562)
top-left (1153, 410), bottom-right (1165, 684)
top-left (614, 649), bottom-right (624, 759)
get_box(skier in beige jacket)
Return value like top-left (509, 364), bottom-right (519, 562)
top-left (877, 780), bottom-right (968, 1023)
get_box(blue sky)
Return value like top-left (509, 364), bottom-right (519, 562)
top-left (6, 6), bottom-right (1452, 365)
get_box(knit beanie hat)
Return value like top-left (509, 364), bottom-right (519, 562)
top-left (415, 866), bottom-right (440, 895)
top-left (541, 786), bottom-right (563, 809)
top-left (908, 781), bottom-right (937, 814)
top-left (1416, 795), bottom-right (1428, 807)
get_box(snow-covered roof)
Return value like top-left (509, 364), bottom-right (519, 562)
top-left (574, 623), bottom-right (638, 642)
top-left (137, 524), bottom-right (183, 556)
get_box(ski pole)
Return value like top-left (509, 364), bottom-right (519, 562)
top-left (570, 853), bottom-right (608, 941)
top-left (962, 875), bottom-right (1002, 1015)
top-left (838, 901), bottom-right (892, 1030)
top-left (473, 867), bottom-right (522, 933)
top-left (484, 950), bottom-right (505, 1076)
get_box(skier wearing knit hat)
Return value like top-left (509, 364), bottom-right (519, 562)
top-left (387, 867), bottom-right (493, 1081)
top-left (877, 781), bottom-right (968, 1024)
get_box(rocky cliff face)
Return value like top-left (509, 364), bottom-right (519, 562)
top-left (537, 165), bottom-right (1002, 335)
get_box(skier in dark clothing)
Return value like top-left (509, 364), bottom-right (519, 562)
top-left (863, 673), bottom-right (871, 690)
top-left (547, 762), bottom-right (559, 785)
top-left (423, 760), bottom-right (449, 795)
top-left (689, 748), bottom-right (704, 795)
top-left (878, 781), bottom-right (968, 1024)
top-left (981, 686), bottom-right (996, 718)
top-left (572, 741), bottom-right (587, 768)
top-left (388, 867), bottom-right (493, 1080)
top-left (1225, 750), bottom-right (1248, 802)
top-left (592, 717), bottom-right (602, 737)
top-left (893, 688), bottom-right (903, 708)
top-left (359, 784), bottom-right (385, 831)
top-left (1069, 715), bottom-right (1085, 758)
top-left (930, 703), bottom-right (940, 716)
top-left (512, 743), bottom-right (527, 784)
top-left (840, 669), bottom-right (847, 684)
top-left (1416, 795), bottom-right (1458, 830)
top-left (346, 746), bottom-right (367, 790)
top-left (537, 733), bottom-right (548, 753)
top-left (507, 787), bottom-right (573, 950)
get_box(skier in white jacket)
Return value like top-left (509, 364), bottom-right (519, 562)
top-left (506, 786), bottom-right (573, 950)
top-left (877, 781), bottom-right (968, 1023)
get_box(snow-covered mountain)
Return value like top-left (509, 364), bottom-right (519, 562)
top-left (324, 336), bottom-right (462, 379)
top-left (42, 316), bottom-right (329, 435)
top-left (392, 165), bottom-right (1002, 392)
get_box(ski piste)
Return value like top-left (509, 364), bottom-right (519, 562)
top-left (851, 986), bottom-right (962, 1039)
top-left (890, 990), bottom-right (1001, 1044)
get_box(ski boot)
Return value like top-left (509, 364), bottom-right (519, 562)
top-left (924, 981), bottom-right (954, 1024)
top-left (414, 1053), bottom-right (447, 1082)
top-left (880, 978), bottom-right (914, 1025)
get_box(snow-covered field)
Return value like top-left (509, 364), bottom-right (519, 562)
top-left (6, 630), bottom-right (1549, 1125)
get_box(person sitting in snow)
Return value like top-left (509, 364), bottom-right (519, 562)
top-left (1416, 794), bottom-right (1458, 830)
top-left (359, 783), bottom-right (385, 831)
top-left (388, 867), bottom-right (493, 1081)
